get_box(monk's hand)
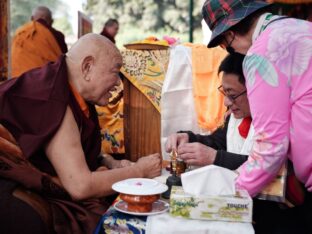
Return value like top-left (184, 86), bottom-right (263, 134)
top-left (101, 154), bottom-right (133, 169)
top-left (177, 143), bottom-right (216, 167)
top-left (96, 166), bottom-right (109, 171)
top-left (165, 133), bottom-right (189, 153)
top-left (135, 153), bottom-right (162, 178)
top-left (118, 159), bottom-right (134, 168)
top-left (110, 159), bottom-right (133, 169)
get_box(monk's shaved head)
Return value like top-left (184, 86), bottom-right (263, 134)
top-left (67, 33), bottom-right (121, 64)
top-left (31, 6), bottom-right (53, 26)
top-left (66, 33), bottom-right (122, 106)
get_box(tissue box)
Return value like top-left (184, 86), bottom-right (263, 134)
top-left (169, 186), bottom-right (252, 223)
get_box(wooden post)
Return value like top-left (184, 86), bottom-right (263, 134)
top-left (0, 0), bottom-right (9, 81)
top-left (189, 0), bottom-right (194, 43)
top-left (123, 77), bottom-right (161, 162)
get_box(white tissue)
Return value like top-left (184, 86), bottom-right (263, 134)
top-left (181, 165), bottom-right (238, 196)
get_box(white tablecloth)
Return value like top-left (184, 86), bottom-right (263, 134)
top-left (146, 213), bottom-right (254, 234)
top-left (151, 169), bottom-right (254, 234)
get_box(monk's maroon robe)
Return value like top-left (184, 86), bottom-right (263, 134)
top-left (0, 55), bottom-right (109, 233)
top-left (37, 19), bottom-right (68, 54)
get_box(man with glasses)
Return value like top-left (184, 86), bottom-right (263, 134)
top-left (165, 53), bottom-right (252, 169)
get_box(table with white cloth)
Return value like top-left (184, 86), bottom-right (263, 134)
top-left (94, 169), bottom-right (254, 234)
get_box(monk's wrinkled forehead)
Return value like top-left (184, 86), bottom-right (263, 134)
top-left (100, 46), bottom-right (121, 61)
top-left (100, 52), bottom-right (122, 68)
top-left (68, 33), bottom-right (121, 61)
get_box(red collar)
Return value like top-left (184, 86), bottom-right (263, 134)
top-left (238, 117), bottom-right (252, 139)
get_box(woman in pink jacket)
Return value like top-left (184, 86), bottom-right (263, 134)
top-left (202, 0), bottom-right (312, 233)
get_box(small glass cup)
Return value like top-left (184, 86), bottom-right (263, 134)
top-left (176, 159), bottom-right (186, 176)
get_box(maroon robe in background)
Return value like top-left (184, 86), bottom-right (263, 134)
top-left (100, 28), bottom-right (115, 44)
top-left (0, 55), bottom-right (109, 234)
top-left (37, 19), bottom-right (68, 54)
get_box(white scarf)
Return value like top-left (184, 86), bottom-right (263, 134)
top-left (226, 114), bottom-right (254, 155)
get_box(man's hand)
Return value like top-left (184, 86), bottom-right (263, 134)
top-left (165, 133), bottom-right (189, 153)
top-left (177, 143), bottom-right (216, 167)
top-left (135, 153), bottom-right (162, 178)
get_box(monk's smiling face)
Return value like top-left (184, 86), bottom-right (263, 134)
top-left (90, 55), bottom-right (122, 106)
top-left (66, 33), bottom-right (123, 106)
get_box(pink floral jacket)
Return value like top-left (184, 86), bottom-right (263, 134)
top-left (236, 18), bottom-right (312, 196)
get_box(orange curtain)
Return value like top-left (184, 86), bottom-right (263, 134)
top-left (185, 43), bottom-right (228, 132)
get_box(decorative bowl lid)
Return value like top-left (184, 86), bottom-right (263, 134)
top-left (112, 178), bottom-right (168, 195)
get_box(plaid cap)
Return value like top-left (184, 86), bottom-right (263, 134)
top-left (202, 0), bottom-right (270, 48)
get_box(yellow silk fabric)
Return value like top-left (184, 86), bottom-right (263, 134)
top-left (120, 49), bottom-right (170, 113)
top-left (96, 84), bottom-right (125, 154)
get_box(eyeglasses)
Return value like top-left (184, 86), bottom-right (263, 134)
top-left (218, 85), bottom-right (247, 102)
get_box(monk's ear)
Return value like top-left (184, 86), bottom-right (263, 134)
top-left (81, 56), bottom-right (94, 81)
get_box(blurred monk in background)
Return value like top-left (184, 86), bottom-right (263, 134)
top-left (100, 18), bottom-right (119, 44)
top-left (11, 6), bottom-right (68, 78)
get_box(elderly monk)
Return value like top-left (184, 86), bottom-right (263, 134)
top-left (11, 6), bottom-right (67, 78)
top-left (0, 33), bottom-right (161, 234)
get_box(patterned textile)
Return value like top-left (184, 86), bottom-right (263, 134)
top-left (268, 0), bottom-right (311, 3)
top-left (121, 49), bottom-right (170, 113)
top-left (96, 95), bottom-right (125, 154)
top-left (227, 113), bottom-right (287, 202)
top-left (236, 18), bottom-right (312, 196)
top-left (201, 0), bottom-right (270, 47)
top-left (98, 49), bottom-right (169, 154)
top-left (94, 199), bottom-right (147, 234)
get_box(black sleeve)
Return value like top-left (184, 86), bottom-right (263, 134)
top-left (214, 150), bottom-right (248, 170)
top-left (179, 115), bottom-right (248, 170)
top-left (179, 115), bottom-right (230, 151)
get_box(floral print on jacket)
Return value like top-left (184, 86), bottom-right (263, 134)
top-left (236, 18), bottom-right (312, 196)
